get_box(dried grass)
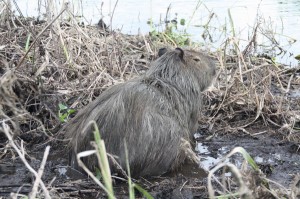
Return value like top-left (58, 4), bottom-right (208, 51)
top-left (0, 1), bottom-right (299, 198)
top-left (202, 40), bottom-right (300, 142)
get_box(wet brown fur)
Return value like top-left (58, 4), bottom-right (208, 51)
top-left (62, 48), bottom-right (216, 177)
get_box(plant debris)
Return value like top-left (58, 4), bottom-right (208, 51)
top-left (0, 2), bottom-right (300, 198)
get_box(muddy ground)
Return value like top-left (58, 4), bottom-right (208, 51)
top-left (1, 125), bottom-right (300, 198)
top-left (0, 11), bottom-right (300, 199)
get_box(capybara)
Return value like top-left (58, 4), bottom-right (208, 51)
top-left (62, 47), bottom-right (216, 177)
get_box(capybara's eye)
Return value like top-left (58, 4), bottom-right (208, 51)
top-left (193, 58), bottom-right (200, 62)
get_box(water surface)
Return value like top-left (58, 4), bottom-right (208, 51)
top-left (14, 0), bottom-right (300, 66)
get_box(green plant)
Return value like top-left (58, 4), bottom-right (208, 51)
top-left (95, 125), bottom-right (154, 199)
top-left (208, 147), bottom-right (270, 199)
top-left (76, 122), bottom-right (154, 199)
top-left (148, 16), bottom-right (191, 46)
top-left (25, 33), bottom-right (31, 51)
top-left (58, 103), bottom-right (76, 122)
top-left (124, 142), bottom-right (154, 199)
top-left (93, 123), bottom-right (115, 199)
top-left (147, 1), bottom-right (206, 46)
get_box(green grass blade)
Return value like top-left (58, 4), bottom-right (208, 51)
top-left (124, 141), bottom-right (135, 199)
top-left (229, 147), bottom-right (259, 171)
top-left (134, 184), bottom-right (154, 199)
top-left (93, 122), bottom-right (115, 199)
top-left (227, 9), bottom-right (235, 38)
top-left (25, 34), bottom-right (31, 51)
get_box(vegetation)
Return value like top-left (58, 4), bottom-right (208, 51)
top-left (58, 103), bottom-right (76, 123)
top-left (148, 17), bottom-right (191, 46)
top-left (0, 0), bottom-right (299, 198)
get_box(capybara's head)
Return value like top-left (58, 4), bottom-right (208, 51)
top-left (147, 47), bottom-right (216, 92)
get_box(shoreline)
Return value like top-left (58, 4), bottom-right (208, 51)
top-left (0, 12), bottom-right (300, 199)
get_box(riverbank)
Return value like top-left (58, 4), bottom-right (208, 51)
top-left (1, 5), bottom-right (300, 199)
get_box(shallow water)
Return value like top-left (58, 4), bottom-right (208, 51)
top-left (290, 89), bottom-right (300, 97)
top-left (14, 0), bottom-right (300, 66)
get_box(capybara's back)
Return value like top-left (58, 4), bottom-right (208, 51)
top-left (63, 48), bottom-right (216, 177)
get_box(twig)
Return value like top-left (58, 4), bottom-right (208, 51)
top-left (110, 0), bottom-right (119, 32)
top-left (29, 146), bottom-right (50, 199)
top-left (2, 122), bottom-right (51, 199)
top-left (283, 73), bottom-right (294, 93)
top-left (208, 162), bottom-right (252, 198)
top-left (179, 180), bottom-right (188, 192)
top-left (76, 150), bottom-right (111, 195)
top-left (16, 2), bottom-right (69, 69)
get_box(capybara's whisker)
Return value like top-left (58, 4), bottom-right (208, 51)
top-left (61, 47), bottom-right (216, 177)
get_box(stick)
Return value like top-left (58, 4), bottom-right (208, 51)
top-left (16, 3), bottom-right (69, 69)
top-left (2, 122), bottom-right (51, 199)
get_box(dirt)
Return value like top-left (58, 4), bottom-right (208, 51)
top-left (196, 128), bottom-right (300, 187)
top-left (1, 124), bottom-right (300, 198)
top-left (1, 13), bottom-right (300, 198)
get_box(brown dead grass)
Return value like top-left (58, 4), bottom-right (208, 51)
top-left (202, 42), bottom-right (300, 143)
top-left (0, 1), bottom-right (300, 198)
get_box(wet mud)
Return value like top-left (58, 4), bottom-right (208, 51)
top-left (196, 128), bottom-right (300, 188)
top-left (0, 14), bottom-right (299, 199)
top-left (1, 126), bottom-right (299, 198)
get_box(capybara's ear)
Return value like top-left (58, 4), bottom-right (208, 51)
top-left (175, 48), bottom-right (184, 60)
top-left (158, 48), bottom-right (168, 57)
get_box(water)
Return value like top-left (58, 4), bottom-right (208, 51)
top-left (290, 89), bottom-right (300, 97)
top-left (196, 142), bottom-right (229, 170)
top-left (13, 0), bottom-right (300, 66)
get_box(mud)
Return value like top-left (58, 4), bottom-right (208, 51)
top-left (196, 127), bottom-right (300, 188)
top-left (0, 13), bottom-right (299, 198)
top-left (1, 125), bottom-right (300, 198)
